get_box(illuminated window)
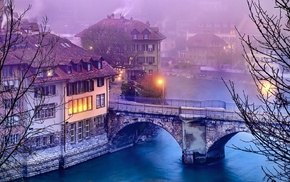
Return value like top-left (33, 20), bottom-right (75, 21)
top-left (68, 96), bottom-right (92, 114)
top-left (88, 96), bottom-right (92, 110)
top-left (68, 100), bottom-right (73, 115)
top-left (78, 98), bottom-right (83, 112)
top-left (83, 97), bottom-right (87, 111)
top-left (73, 100), bottom-right (78, 113)
top-left (47, 69), bottom-right (54, 77)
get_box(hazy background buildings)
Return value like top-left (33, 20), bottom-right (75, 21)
top-left (13, 0), bottom-right (277, 70)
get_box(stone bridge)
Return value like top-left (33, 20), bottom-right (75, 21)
top-left (107, 99), bottom-right (249, 165)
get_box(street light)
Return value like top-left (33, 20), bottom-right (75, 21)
top-left (157, 78), bottom-right (165, 104)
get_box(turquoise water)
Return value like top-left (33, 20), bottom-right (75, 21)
top-left (27, 75), bottom-right (272, 182)
top-left (27, 131), bottom-right (269, 182)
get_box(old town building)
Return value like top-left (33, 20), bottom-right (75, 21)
top-left (76, 14), bottom-right (166, 80)
top-left (0, 19), bottom-right (117, 180)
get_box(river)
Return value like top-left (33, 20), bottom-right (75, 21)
top-left (26, 75), bottom-right (274, 182)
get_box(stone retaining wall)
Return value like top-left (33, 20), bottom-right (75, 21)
top-left (0, 134), bottom-right (110, 181)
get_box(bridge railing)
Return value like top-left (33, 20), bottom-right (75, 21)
top-left (112, 96), bottom-right (239, 111)
top-left (109, 100), bottom-right (243, 121)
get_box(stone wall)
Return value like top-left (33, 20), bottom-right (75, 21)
top-left (62, 134), bottom-right (109, 168)
top-left (0, 132), bottom-right (110, 181)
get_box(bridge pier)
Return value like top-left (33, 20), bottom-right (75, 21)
top-left (182, 150), bottom-right (207, 164)
top-left (180, 114), bottom-right (225, 165)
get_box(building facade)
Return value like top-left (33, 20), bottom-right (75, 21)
top-left (0, 19), bottom-right (117, 180)
top-left (76, 14), bottom-right (166, 80)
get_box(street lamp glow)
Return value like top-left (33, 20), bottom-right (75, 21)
top-left (261, 80), bottom-right (274, 96)
top-left (157, 79), bottom-right (163, 85)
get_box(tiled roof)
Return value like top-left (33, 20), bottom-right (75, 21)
top-left (76, 17), bottom-right (166, 41)
top-left (2, 32), bottom-right (117, 82)
top-left (187, 33), bottom-right (227, 48)
top-left (2, 33), bottom-right (101, 65)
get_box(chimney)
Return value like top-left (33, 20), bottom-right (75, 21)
top-left (146, 21), bottom-right (150, 26)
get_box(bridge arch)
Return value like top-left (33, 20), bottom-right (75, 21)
top-left (107, 111), bottom-right (183, 149)
top-left (206, 121), bottom-right (250, 162)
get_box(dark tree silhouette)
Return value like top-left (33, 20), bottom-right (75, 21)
top-left (78, 25), bottom-right (140, 70)
top-left (0, 1), bottom-right (58, 180)
top-left (225, 0), bottom-right (290, 181)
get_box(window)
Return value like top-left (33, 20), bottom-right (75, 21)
top-left (68, 96), bottom-right (92, 114)
top-left (34, 85), bottom-right (56, 98)
top-left (143, 34), bottom-right (149, 39)
top-left (132, 34), bottom-right (138, 40)
top-left (2, 134), bottom-right (19, 146)
top-left (97, 78), bottom-right (104, 87)
top-left (36, 137), bottom-right (40, 147)
top-left (49, 135), bottom-right (54, 144)
top-left (137, 57), bottom-right (145, 64)
top-left (36, 71), bottom-right (44, 77)
top-left (46, 69), bottom-right (54, 77)
top-left (96, 93), bottom-right (105, 108)
top-left (94, 115), bottom-right (104, 127)
top-left (3, 98), bottom-right (20, 109)
top-left (3, 115), bottom-right (20, 127)
top-left (67, 80), bottom-right (94, 96)
top-left (147, 44), bottom-right (154, 52)
top-left (2, 66), bottom-right (12, 78)
top-left (67, 65), bottom-right (72, 74)
top-left (96, 61), bottom-right (102, 70)
top-left (43, 137), bottom-right (47, 146)
top-left (77, 64), bottom-right (82, 72)
top-left (85, 120), bottom-right (90, 138)
top-left (35, 103), bottom-right (55, 119)
top-left (87, 63), bottom-right (92, 71)
top-left (2, 80), bottom-right (19, 91)
top-left (146, 57), bottom-right (155, 64)
top-left (148, 70), bottom-right (153, 75)
top-left (70, 123), bottom-right (75, 143)
top-left (78, 121), bottom-right (83, 141)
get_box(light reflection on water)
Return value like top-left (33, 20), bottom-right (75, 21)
top-left (26, 130), bottom-right (269, 182)
top-left (26, 75), bottom-right (273, 182)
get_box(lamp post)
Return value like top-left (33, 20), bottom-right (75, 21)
top-left (157, 78), bottom-right (165, 105)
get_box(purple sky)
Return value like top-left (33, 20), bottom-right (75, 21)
top-left (14, 0), bottom-right (273, 34)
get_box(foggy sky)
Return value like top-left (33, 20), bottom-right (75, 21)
top-left (14, 0), bottom-right (275, 35)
